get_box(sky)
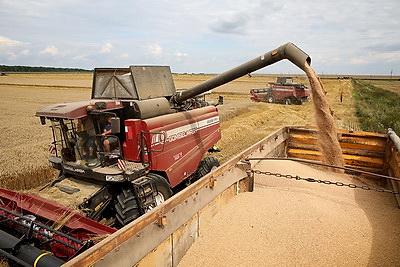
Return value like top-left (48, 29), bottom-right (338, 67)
top-left (0, 0), bottom-right (399, 75)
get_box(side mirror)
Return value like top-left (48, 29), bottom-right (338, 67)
top-left (111, 117), bottom-right (120, 134)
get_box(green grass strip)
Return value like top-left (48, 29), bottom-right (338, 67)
top-left (352, 79), bottom-right (400, 134)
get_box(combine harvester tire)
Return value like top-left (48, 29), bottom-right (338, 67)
top-left (197, 157), bottom-right (220, 177)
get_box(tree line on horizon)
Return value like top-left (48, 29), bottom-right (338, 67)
top-left (0, 65), bottom-right (91, 73)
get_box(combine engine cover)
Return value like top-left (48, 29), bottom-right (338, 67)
top-left (92, 66), bottom-right (176, 100)
top-left (124, 106), bottom-right (220, 187)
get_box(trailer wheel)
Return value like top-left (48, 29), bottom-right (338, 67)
top-left (147, 173), bottom-right (172, 206)
top-left (267, 95), bottom-right (275, 103)
top-left (197, 156), bottom-right (220, 178)
top-left (284, 98), bottom-right (292, 105)
top-left (115, 186), bottom-right (140, 226)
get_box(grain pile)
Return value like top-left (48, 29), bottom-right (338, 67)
top-left (178, 160), bottom-right (400, 266)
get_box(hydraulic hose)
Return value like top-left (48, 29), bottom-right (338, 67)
top-left (0, 230), bottom-right (64, 267)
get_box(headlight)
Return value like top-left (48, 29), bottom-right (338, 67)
top-left (105, 174), bottom-right (125, 182)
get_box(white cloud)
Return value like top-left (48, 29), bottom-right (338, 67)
top-left (349, 58), bottom-right (368, 65)
top-left (373, 51), bottom-right (400, 62)
top-left (6, 52), bottom-right (17, 60)
top-left (100, 43), bottom-right (113, 53)
top-left (349, 50), bottom-right (400, 66)
top-left (100, 43), bottom-right (114, 53)
top-left (149, 44), bottom-right (162, 55)
top-left (0, 36), bottom-right (24, 47)
top-left (20, 49), bottom-right (30, 55)
top-left (40, 45), bottom-right (58, 55)
top-left (175, 51), bottom-right (188, 57)
top-left (73, 55), bottom-right (87, 61)
top-left (119, 53), bottom-right (129, 58)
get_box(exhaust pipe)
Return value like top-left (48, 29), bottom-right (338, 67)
top-left (173, 42), bottom-right (311, 104)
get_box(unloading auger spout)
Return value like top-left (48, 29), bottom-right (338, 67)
top-left (172, 42), bottom-right (311, 104)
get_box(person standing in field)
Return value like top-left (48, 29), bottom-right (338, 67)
top-left (340, 91), bottom-right (344, 103)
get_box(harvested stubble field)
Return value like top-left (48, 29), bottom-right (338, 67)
top-left (0, 73), bottom-right (357, 190)
top-left (366, 79), bottom-right (400, 95)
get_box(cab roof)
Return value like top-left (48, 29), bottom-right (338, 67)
top-left (36, 99), bottom-right (123, 119)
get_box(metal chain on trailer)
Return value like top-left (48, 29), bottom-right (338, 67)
top-left (251, 169), bottom-right (400, 195)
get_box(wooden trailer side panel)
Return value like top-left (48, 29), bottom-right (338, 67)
top-left (287, 127), bottom-right (388, 175)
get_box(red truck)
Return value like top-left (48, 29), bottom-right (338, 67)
top-left (250, 77), bottom-right (310, 105)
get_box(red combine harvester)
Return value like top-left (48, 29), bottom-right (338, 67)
top-left (35, 66), bottom-right (223, 227)
top-left (250, 77), bottom-right (310, 105)
top-left (0, 43), bottom-right (311, 265)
